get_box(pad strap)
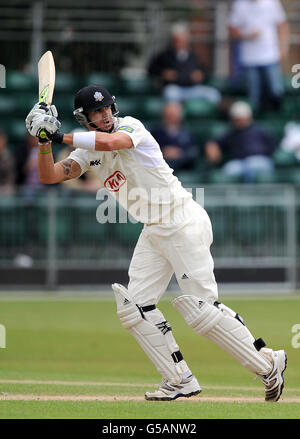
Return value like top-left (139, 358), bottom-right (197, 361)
top-left (112, 284), bottom-right (189, 384)
top-left (173, 295), bottom-right (272, 376)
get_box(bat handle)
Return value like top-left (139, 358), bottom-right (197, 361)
top-left (38, 128), bottom-right (50, 142)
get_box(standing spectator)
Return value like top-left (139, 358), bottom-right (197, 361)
top-left (151, 101), bottom-right (198, 173)
top-left (0, 130), bottom-right (15, 194)
top-left (205, 101), bottom-right (276, 182)
top-left (229, 0), bottom-right (290, 112)
top-left (148, 22), bottom-right (221, 104)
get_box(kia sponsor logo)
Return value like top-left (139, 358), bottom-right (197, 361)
top-left (104, 170), bottom-right (127, 192)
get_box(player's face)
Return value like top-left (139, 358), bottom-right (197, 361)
top-left (88, 106), bottom-right (114, 132)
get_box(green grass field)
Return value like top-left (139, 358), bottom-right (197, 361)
top-left (0, 293), bottom-right (299, 419)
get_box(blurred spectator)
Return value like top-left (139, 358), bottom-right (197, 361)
top-left (205, 101), bottom-right (276, 182)
top-left (229, 0), bottom-right (290, 112)
top-left (0, 130), bottom-right (15, 194)
top-left (151, 101), bottom-right (198, 172)
top-left (14, 133), bottom-right (32, 187)
top-left (148, 22), bottom-right (221, 104)
top-left (21, 135), bottom-right (45, 198)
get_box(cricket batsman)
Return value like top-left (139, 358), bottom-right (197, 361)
top-left (25, 85), bottom-right (287, 401)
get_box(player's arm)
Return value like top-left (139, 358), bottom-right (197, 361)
top-left (229, 26), bottom-right (261, 41)
top-left (278, 20), bottom-right (290, 60)
top-left (38, 141), bottom-right (82, 184)
top-left (61, 131), bottom-right (134, 151)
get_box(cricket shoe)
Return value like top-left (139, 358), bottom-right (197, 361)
top-left (145, 375), bottom-right (201, 401)
top-left (259, 350), bottom-right (287, 402)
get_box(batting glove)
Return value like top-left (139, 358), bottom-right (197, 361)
top-left (25, 102), bottom-right (58, 133)
top-left (29, 113), bottom-right (61, 139)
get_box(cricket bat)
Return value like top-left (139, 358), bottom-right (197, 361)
top-left (38, 50), bottom-right (56, 140)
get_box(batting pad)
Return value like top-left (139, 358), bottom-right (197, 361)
top-left (173, 295), bottom-right (272, 376)
top-left (112, 283), bottom-right (188, 385)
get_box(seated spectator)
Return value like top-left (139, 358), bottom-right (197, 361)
top-left (0, 130), bottom-right (15, 194)
top-left (148, 22), bottom-right (221, 104)
top-left (205, 101), bottom-right (276, 182)
top-left (229, 0), bottom-right (290, 112)
top-left (151, 101), bottom-right (198, 173)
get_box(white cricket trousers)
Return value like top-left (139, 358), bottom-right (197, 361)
top-left (127, 200), bottom-right (218, 306)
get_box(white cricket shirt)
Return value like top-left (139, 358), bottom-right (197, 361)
top-left (68, 116), bottom-right (192, 225)
top-left (229, 0), bottom-right (286, 66)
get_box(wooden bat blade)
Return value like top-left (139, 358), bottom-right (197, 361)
top-left (38, 50), bottom-right (55, 105)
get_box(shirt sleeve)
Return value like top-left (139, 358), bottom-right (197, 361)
top-left (116, 117), bottom-right (148, 149)
top-left (272, 0), bottom-right (287, 24)
top-left (67, 148), bottom-right (89, 176)
top-left (228, 3), bottom-right (243, 28)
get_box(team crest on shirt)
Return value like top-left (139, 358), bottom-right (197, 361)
top-left (104, 170), bottom-right (126, 192)
top-left (118, 126), bottom-right (134, 133)
top-left (94, 91), bottom-right (104, 102)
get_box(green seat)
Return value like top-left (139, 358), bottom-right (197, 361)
top-left (115, 221), bottom-right (143, 246)
top-left (209, 121), bottom-right (230, 139)
top-left (142, 97), bottom-right (164, 119)
top-left (254, 171), bottom-right (277, 184)
top-left (206, 76), bottom-right (235, 95)
top-left (85, 73), bottom-right (118, 92)
top-left (207, 169), bottom-right (242, 184)
top-left (120, 77), bottom-right (155, 95)
top-left (273, 148), bottom-right (299, 168)
top-left (176, 171), bottom-right (201, 186)
top-left (116, 97), bottom-right (140, 118)
top-left (184, 99), bottom-right (218, 119)
top-left (13, 92), bottom-right (37, 116)
top-left (7, 71), bottom-right (37, 91)
top-left (8, 119), bottom-right (27, 142)
top-left (257, 120), bottom-right (285, 141)
top-left (272, 168), bottom-right (300, 183)
top-left (53, 94), bottom-right (74, 114)
top-left (54, 72), bottom-right (78, 93)
top-left (0, 95), bottom-right (16, 114)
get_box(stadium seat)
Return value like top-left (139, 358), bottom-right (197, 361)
top-left (120, 76), bottom-right (156, 95)
top-left (54, 94), bottom-right (74, 114)
top-left (8, 119), bottom-right (27, 142)
top-left (206, 169), bottom-right (242, 184)
top-left (184, 99), bottom-right (218, 119)
top-left (273, 148), bottom-right (299, 168)
top-left (0, 94), bottom-right (16, 114)
top-left (205, 76), bottom-right (234, 95)
top-left (85, 73), bottom-right (118, 92)
top-left (141, 96), bottom-right (164, 120)
top-left (116, 97), bottom-right (141, 118)
top-left (54, 72), bottom-right (78, 93)
top-left (13, 92), bottom-right (37, 116)
top-left (114, 221), bottom-right (143, 246)
top-left (176, 171), bottom-right (201, 186)
top-left (6, 71), bottom-right (37, 91)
